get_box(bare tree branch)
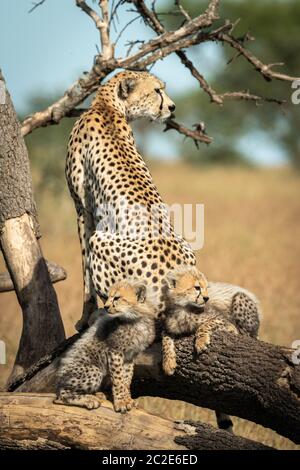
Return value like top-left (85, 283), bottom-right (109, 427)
top-left (109, 0), bottom-right (125, 30)
top-left (114, 15), bottom-right (141, 45)
top-left (218, 32), bottom-right (299, 83)
top-left (176, 50), bottom-right (224, 104)
top-left (132, 0), bottom-right (290, 109)
top-left (76, 0), bottom-right (114, 60)
top-left (0, 260), bottom-right (67, 293)
top-left (20, 2), bottom-right (223, 137)
top-left (28, 0), bottom-right (46, 14)
top-left (219, 90), bottom-right (285, 105)
top-left (20, 0), bottom-right (299, 144)
top-left (174, 0), bottom-right (192, 22)
top-left (98, 0), bottom-right (114, 60)
top-left (125, 39), bottom-right (145, 57)
top-left (164, 118), bottom-right (212, 146)
top-left (76, 0), bottom-right (103, 32)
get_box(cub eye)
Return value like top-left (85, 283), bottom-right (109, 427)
top-left (194, 285), bottom-right (201, 292)
top-left (113, 296), bottom-right (121, 302)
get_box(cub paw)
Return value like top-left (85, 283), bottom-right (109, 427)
top-left (95, 392), bottom-right (107, 402)
top-left (53, 397), bottom-right (65, 406)
top-left (114, 397), bottom-right (135, 413)
top-left (162, 356), bottom-right (177, 376)
top-left (195, 333), bottom-right (210, 354)
top-left (83, 396), bottom-right (102, 410)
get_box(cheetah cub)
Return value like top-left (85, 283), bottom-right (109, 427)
top-left (161, 266), bottom-right (261, 376)
top-left (54, 281), bottom-right (156, 413)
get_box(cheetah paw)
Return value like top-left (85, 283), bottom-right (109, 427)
top-left (195, 333), bottom-right (210, 354)
top-left (53, 397), bottom-right (65, 406)
top-left (114, 397), bottom-right (136, 413)
top-left (162, 357), bottom-right (177, 376)
top-left (53, 394), bottom-right (102, 410)
top-left (82, 396), bottom-right (102, 410)
top-left (95, 392), bottom-right (107, 402)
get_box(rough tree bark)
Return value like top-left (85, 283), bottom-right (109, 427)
top-left (0, 393), bottom-right (273, 450)
top-left (0, 260), bottom-right (67, 292)
top-left (9, 331), bottom-right (300, 445)
top-left (0, 70), bottom-right (65, 385)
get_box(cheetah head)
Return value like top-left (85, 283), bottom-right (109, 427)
top-left (104, 280), bottom-right (152, 318)
top-left (102, 70), bottom-right (176, 122)
top-left (166, 266), bottom-right (209, 310)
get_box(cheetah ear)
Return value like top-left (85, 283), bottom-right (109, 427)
top-left (198, 271), bottom-right (208, 287)
top-left (135, 284), bottom-right (147, 303)
top-left (118, 77), bottom-right (137, 100)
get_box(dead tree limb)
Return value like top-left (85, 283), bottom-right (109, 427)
top-left (10, 331), bottom-right (300, 445)
top-left (0, 393), bottom-right (273, 450)
top-left (0, 260), bottom-right (67, 293)
top-left (20, 0), bottom-right (298, 143)
top-left (0, 71), bottom-right (65, 385)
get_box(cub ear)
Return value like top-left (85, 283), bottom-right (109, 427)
top-left (198, 271), bottom-right (208, 288)
top-left (118, 77), bottom-right (137, 100)
top-left (166, 271), bottom-right (176, 289)
top-left (135, 284), bottom-right (147, 303)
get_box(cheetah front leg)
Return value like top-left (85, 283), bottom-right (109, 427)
top-left (123, 361), bottom-right (137, 408)
top-left (162, 333), bottom-right (177, 376)
top-left (123, 361), bottom-right (135, 391)
top-left (75, 208), bottom-right (98, 332)
top-left (194, 315), bottom-right (239, 354)
top-left (54, 389), bottom-right (105, 410)
top-left (108, 351), bottom-right (135, 413)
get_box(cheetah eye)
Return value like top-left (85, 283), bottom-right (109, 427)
top-left (155, 88), bottom-right (161, 93)
top-left (113, 296), bottom-right (121, 302)
top-left (194, 285), bottom-right (201, 292)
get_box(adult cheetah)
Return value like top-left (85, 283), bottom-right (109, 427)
top-left (66, 70), bottom-right (196, 331)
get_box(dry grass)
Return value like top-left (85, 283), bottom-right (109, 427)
top-left (1, 164), bottom-right (300, 449)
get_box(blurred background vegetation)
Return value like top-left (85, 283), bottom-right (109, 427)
top-left (162, 0), bottom-right (300, 167)
top-left (23, 0), bottom-right (300, 198)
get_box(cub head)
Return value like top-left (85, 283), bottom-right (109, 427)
top-left (104, 280), bottom-right (148, 318)
top-left (112, 70), bottom-right (175, 122)
top-left (166, 266), bottom-right (209, 310)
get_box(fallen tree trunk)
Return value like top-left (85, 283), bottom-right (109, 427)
top-left (0, 260), bottom-right (67, 293)
top-left (10, 331), bottom-right (300, 444)
top-left (0, 393), bottom-right (273, 450)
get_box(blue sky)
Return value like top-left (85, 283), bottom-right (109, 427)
top-left (1, 0), bottom-right (199, 110)
top-left (0, 0), bottom-right (286, 164)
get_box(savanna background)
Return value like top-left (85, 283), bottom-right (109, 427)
top-left (0, 0), bottom-right (299, 450)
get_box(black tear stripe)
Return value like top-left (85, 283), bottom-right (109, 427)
top-left (158, 90), bottom-right (164, 111)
